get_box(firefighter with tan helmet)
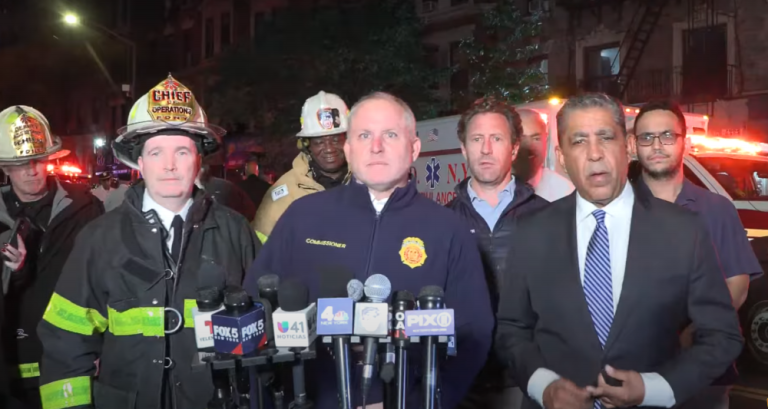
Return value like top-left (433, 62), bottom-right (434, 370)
top-left (0, 106), bottom-right (105, 409)
top-left (251, 91), bottom-right (350, 242)
top-left (36, 74), bottom-right (260, 409)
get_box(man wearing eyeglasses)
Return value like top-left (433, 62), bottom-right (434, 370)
top-left (631, 100), bottom-right (762, 409)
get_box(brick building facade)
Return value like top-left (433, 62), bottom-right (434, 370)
top-left (543, 0), bottom-right (768, 140)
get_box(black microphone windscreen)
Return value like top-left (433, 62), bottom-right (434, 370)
top-left (319, 267), bottom-right (354, 298)
top-left (224, 288), bottom-right (250, 308)
top-left (418, 285), bottom-right (444, 299)
top-left (277, 279), bottom-right (309, 312)
top-left (257, 274), bottom-right (280, 291)
top-left (197, 286), bottom-right (223, 304)
top-left (392, 290), bottom-right (415, 303)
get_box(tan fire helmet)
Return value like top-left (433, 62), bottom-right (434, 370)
top-left (0, 106), bottom-right (69, 165)
top-left (112, 74), bottom-right (225, 170)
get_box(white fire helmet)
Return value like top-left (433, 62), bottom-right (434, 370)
top-left (296, 91), bottom-right (349, 138)
top-left (0, 106), bottom-right (69, 165)
top-left (113, 74), bottom-right (225, 170)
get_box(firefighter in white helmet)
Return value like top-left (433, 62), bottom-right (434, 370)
top-left (251, 91), bottom-right (350, 242)
top-left (0, 106), bottom-right (104, 409)
top-left (37, 74), bottom-right (260, 409)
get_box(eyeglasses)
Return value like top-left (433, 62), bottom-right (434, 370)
top-left (635, 131), bottom-right (683, 146)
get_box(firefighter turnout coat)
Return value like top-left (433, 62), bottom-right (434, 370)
top-left (36, 183), bottom-right (260, 409)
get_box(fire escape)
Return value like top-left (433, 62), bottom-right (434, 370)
top-left (558, 0), bottom-right (669, 101)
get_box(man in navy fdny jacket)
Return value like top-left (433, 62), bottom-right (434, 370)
top-left (244, 92), bottom-right (494, 409)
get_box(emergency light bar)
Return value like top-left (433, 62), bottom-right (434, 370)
top-left (688, 134), bottom-right (768, 156)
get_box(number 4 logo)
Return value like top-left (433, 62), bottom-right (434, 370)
top-left (321, 306), bottom-right (334, 321)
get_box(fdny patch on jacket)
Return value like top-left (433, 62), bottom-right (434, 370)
top-left (399, 237), bottom-right (427, 268)
top-left (271, 184), bottom-right (289, 201)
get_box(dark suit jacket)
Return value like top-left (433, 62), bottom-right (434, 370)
top-left (495, 184), bottom-right (743, 408)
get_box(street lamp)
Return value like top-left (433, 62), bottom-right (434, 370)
top-left (63, 13), bottom-right (80, 26)
top-left (63, 12), bottom-right (137, 102)
top-left (94, 138), bottom-right (106, 148)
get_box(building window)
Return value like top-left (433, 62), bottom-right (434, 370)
top-left (450, 41), bottom-right (469, 109)
top-left (221, 12), bottom-right (231, 51)
top-left (583, 43), bottom-right (620, 93)
top-left (423, 44), bottom-right (440, 90)
top-left (253, 12), bottom-right (265, 38)
top-left (681, 24), bottom-right (728, 101)
top-left (422, 0), bottom-right (437, 13)
top-left (451, 0), bottom-right (469, 6)
top-left (182, 29), bottom-right (193, 68)
top-left (528, 0), bottom-right (550, 13)
top-left (204, 17), bottom-right (214, 59)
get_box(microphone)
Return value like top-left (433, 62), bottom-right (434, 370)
top-left (258, 274), bottom-right (280, 311)
top-left (411, 286), bottom-right (454, 409)
top-left (316, 271), bottom-right (357, 409)
top-left (193, 286), bottom-right (226, 351)
top-left (354, 274), bottom-right (391, 408)
top-left (212, 287), bottom-right (268, 355)
top-left (272, 279), bottom-right (318, 348)
top-left (272, 279), bottom-right (315, 409)
top-left (391, 290), bottom-right (415, 409)
top-left (347, 279), bottom-right (364, 302)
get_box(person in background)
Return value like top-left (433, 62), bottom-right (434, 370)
top-left (517, 109), bottom-right (575, 202)
top-left (496, 93), bottom-right (742, 409)
top-left (245, 92), bottom-right (493, 409)
top-left (238, 152), bottom-right (271, 210)
top-left (91, 172), bottom-right (128, 212)
top-left (631, 100), bottom-right (762, 409)
top-left (90, 172), bottom-right (112, 203)
top-left (197, 162), bottom-right (256, 221)
top-left (251, 91), bottom-right (350, 243)
top-left (37, 74), bottom-right (260, 409)
top-left (448, 98), bottom-right (548, 409)
top-left (0, 105), bottom-right (104, 409)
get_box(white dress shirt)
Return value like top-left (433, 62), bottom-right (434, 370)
top-left (370, 192), bottom-right (388, 214)
top-left (529, 167), bottom-right (575, 202)
top-left (142, 191), bottom-right (193, 249)
top-left (527, 183), bottom-right (677, 408)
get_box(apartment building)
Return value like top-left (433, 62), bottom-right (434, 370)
top-left (543, 0), bottom-right (768, 140)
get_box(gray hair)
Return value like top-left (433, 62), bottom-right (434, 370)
top-left (348, 92), bottom-right (417, 140)
top-left (556, 93), bottom-right (626, 145)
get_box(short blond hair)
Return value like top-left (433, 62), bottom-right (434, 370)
top-left (348, 92), bottom-right (417, 139)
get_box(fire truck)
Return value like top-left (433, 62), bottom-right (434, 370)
top-left (414, 98), bottom-right (768, 369)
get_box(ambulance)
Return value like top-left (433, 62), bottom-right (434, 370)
top-left (413, 98), bottom-right (768, 369)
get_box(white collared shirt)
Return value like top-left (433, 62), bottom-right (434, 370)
top-left (370, 192), bottom-right (388, 215)
top-left (575, 181), bottom-right (634, 312)
top-left (529, 167), bottom-right (575, 202)
top-left (528, 182), bottom-right (676, 409)
top-left (142, 191), bottom-right (193, 249)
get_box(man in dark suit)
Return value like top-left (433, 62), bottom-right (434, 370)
top-left (495, 93), bottom-right (743, 409)
top-left (238, 153), bottom-right (271, 211)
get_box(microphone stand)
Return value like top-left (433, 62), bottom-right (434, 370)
top-left (394, 344), bottom-right (407, 409)
top-left (422, 336), bottom-right (438, 409)
top-left (333, 336), bottom-right (353, 409)
top-left (290, 351), bottom-right (313, 409)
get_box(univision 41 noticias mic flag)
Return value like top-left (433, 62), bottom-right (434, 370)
top-left (403, 309), bottom-right (455, 337)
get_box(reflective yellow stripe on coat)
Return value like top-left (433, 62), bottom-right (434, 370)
top-left (40, 376), bottom-right (91, 409)
top-left (42, 293), bottom-right (107, 336)
top-left (19, 362), bottom-right (40, 378)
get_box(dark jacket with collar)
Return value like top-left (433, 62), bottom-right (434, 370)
top-left (245, 178), bottom-right (494, 409)
top-left (0, 178), bottom-right (104, 406)
top-left (446, 178), bottom-right (549, 312)
top-left (37, 182), bottom-right (260, 409)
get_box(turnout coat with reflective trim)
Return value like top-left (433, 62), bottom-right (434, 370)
top-left (37, 183), bottom-right (260, 409)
